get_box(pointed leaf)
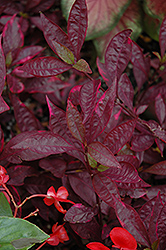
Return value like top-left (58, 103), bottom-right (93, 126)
top-left (0, 193), bottom-right (13, 217)
top-left (92, 174), bottom-right (120, 207)
top-left (159, 16), bottom-right (166, 58)
top-left (7, 74), bottom-right (24, 93)
top-left (80, 79), bottom-right (101, 123)
top-left (66, 100), bottom-right (85, 143)
top-left (114, 196), bottom-right (151, 247)
top-left (88, 141), bottom-right (121, 168)
top-left (155, 94), bottom-right (166, 125)
top-left (104, 119), bottom-right (137, 154)
top-left (0, 35), bottom-right (6, 95)
top-left (67, 0), bottom-right (87, 60)
top-left (52, 40), bottom-right (75, 64)
top-left (105, 29), bottom-right (132, 83)
top-left (73, 59), bottom-right (92, 73)
top-left (157, 201), bottom-right (166, 250)
top-left (0, 96), bottom-right (9, 114)
top-left (65, 204), bottom-right (95, 223)
top-left (19, 57), bottom-right (71, 77)
top-left (0, 216), bottom-right (49, 249)
top-left (144, 160), bottom-right (166, 175)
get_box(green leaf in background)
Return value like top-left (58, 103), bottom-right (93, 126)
top-left (143, 0), bottom-right (166, 20)
top-left (97, 165), bottom-right (109, 172)
top-left (61, 0), bottom-right (132, 40)
top-left (52, 40), bottom-right (75, 64)
top-left (143, 13), bottom-right (160, 41)
top-left (0, 192), bottom-right (13, 217)
top-left (0, 216), bottom-right (49, 249)
top-left (94, 0), bottom-right (142, 59)
top-left (87, 153), bottom-right (97, 168)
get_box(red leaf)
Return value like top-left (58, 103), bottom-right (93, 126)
top-left (7, 74), bottom-right (24, 93)
top-left (80, 79), bottom-right (101, 123)
top-left (105, 29), bottom-right (132, 83)
top-left (146, 120), bottom-right (166, 143)
top-left (131, 133), bottom-right (154, 152)
top-left (0, 96), bottom-right (9, 114)
top-left (65, 203), bottom-right (95, 223)
top-left (88, 141), bottom-right (121, 168)
top-left (157, 201), bottom-right (166, 250)
top-left (104, 119), bottom-right (137, 154)
top-left (10, 94), bottom-right (43, 132)
top-left (114, 196), bottom-right (151, 247)
top-left (159, 15), bottom-right (166, 58)
top-left (67, 0), bottom-right (87, 60)
top-left (86, 242), bottom-right (110, 250)
top-left (19, 57), bottom-right (71, 77)
top-left (93, 174), bottom-right (120, 208)
top-left (155, 94), bottom-right (166, 125)
top-left (66, 100), bottom-right (85, 143)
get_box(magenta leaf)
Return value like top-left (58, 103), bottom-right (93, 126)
top-left (131, 133), bottom-right (154, 152)
top-left (64, 204), bottom-right (95, 223)
top-left (69, 171), bottom-right (96, 207)
top-left (105, 29), bottom-right (132, 83)
top-left (118, 73), bottom-right (134, 110)
top-left (40, 12), bottom-right (74, 57)
top-left (0, 125), bottom-right (4, 153)
top-left (10, 94), bottom-right (43, 132)
top-left (103, 161), bottom-right (140, 183)
top-left (80, 79), bottom-right (101, 123)
top-left (159, 15), bottom-right (166, 58)
top-left (144, 160), bottom-right (166, 175)
top-left (67, 0), bottom-right (87, 60)
top-left (114, 196), bottom-right (151, 247)
top-left (131, 41), bottom-right (149, 90)
top-left (7, 74), bottom-right (24, 93)
top-left (0, 96), bottom-right (10, 114)
top-left (157, 201), bottom-right (166, 250)
top-left (0, 35), bottom-right (6, 94)
top-left (155, 94), bottom-right (166, 125)
top-left (66, 100), bottom-right (85, 143)
top-left (92, 174), bottom-right (120, 208)
top-left (88, 80), bottom-right (116, 143)
top-left (19, 57), bottom-right (71, 77)
top-left (104, 119), bottom-right (137, 154)
top-left (2, 14), bottom-right (23, 58)
top-left (88, 141), bottom-right (121, 169)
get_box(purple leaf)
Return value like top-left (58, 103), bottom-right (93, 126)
top-left (114, 196), bottom-right (151, 247)
top-left (67, 0), bottom-right (87, 60)
top-left (80, 79), bottom-right (101, 123)
top-left (0, 96), bottom-right (10, 114)
top-left (19, 57), bottom-right (71, 77)
top-left (157, 201), bottom-right (166, 250)
top-left (103, 161), bottom-right (140, 183)
top-left (40, 12), bottom-right (74, 57)
top-left (39, 157), bottom-right (67, 178)
top-left (131, 133), bottom-right (154, 152)
top-left (88, 80), bottom-right (116, 143)
top-left (12, 45), bottom-right (44, 65)
top-left (159, 15), bottom-right (166, 58)
top-left (0, 35), bottom-right (6, 94)
top-left (2, 14), bottom-right (24, 57)
top-left (7, 165), bottom-right (38, 186)
top-left (28, 0), bottom-right (55, 13)
top-left (116, 155), bottom-right (140, 169)
top-left (65, 204), bottom-right (95, 223)
top-left (7, 74), bottom-right (24, 93)
top-left (66, 100), bottom-right (85, 143)
top-left (93, 174), bottom-right (120, 208)
top-left (10, 94), bottom-right (43, 132)
top-left (69, 171), bottom-right (96, 207)
top-left (88, 141), bottom-right (121, 168)
top-left (118, 73), bottom-right (134, 110)
top-left (155, 94), bottom-right (166, 125)
top-left (144, 160), bottom-right (166, 175)
top-left (104, 119), bottom-right (137, 154)
top-left (105, 29), bottom-right (132, 83)
top-left (0, 125), bottom-right (4, 153)
top-left (131, 41), bottom-right (149, 90)
top-left (146, 120), bottom-right (166, 143)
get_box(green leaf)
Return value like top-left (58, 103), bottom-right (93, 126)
top-left (97, 165), bottom-right (109, 172)
top-left (87, 153), bottom-right (97, 168)
top-left (151, 239), bottom-right (160, 250)
top-left (0, 193), bottom-right (13, 217)
top-left (52, 40), bottom-right (75, 64)
top-left (0, 216), bottom-right (49, 249)
top-left (73, 59), bottom-right (92, 73)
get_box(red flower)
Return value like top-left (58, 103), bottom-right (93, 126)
top-left (0, 166), bottom-right (9, 185)
top-left (86, 242), bottom-right (110, 250)
top-left (109, 227), bottom-right (137, 250)
top-left (43, 186), bottom-right (75, 214)
top-left (46, 223), bottom-right (69, 246)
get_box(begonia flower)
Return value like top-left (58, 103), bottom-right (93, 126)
top-left (109, 227), bottom-right (137, 250)
top-left (0, 165), bottom-right (9, 185)
top-left (86, 242), bottom-right (110, 250)
top-left (46, 223), bottom-right (69, 246)
top-left (43, 186), bottom-right (75, 214)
